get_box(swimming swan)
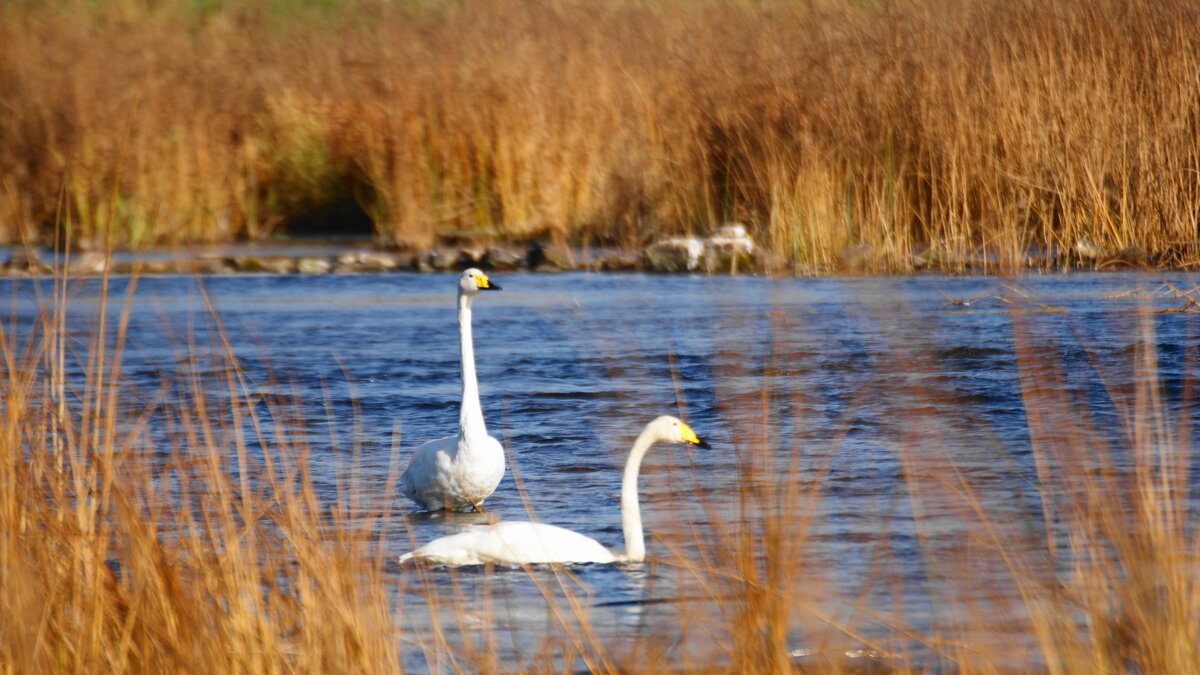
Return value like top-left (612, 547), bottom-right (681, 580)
top-left (400, 268), bottom-right (504, 511)
top-left (398, 415), bottom-right (709, 565)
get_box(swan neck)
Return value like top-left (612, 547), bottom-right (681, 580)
top-left (620, 427), bottom-right (656, 562)
top-left (457, 292), bottom-right (486, 440)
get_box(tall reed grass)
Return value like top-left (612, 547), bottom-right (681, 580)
top-left (2, 0), bottom-right (1199, 271)
top-left (2, 265), bottom-right (1199, 671)
top-left (0, 270), bottom-right (405, 670)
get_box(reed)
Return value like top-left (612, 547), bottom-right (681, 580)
top-left (1, 268), bottom-right (1199, 670)
top-left (2, 0), bottom-right (1199, 270)
top-left (0, 269), bottom-right (401, 671)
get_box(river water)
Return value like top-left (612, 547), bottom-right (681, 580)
top-left (9, 271), bottom-right (1200, 670)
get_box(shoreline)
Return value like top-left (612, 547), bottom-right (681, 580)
top-left (0, 240), bottom-right (1175, 278)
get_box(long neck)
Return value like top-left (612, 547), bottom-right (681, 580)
top-left (457, 292), bottom-right (487, 442)
top-left (620, 427), bottom-right (657, 562)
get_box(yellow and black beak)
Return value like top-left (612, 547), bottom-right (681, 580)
top-left (475, 274), bottom-right (502, 291)
top-left (680, 423), bottom-right (711, 449)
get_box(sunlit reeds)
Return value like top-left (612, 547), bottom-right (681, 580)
top-left (0, 269), bottom-right (402, 671)
top-left (2, 0), bottom-right (1199, 270)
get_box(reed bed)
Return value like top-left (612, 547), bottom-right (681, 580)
top-left (0, 272), bottom-right (404, 671)
top-left (2, 0), bottom-right (1200, 271)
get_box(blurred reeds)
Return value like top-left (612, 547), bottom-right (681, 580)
top-left (2, 265), bottom-right (1199, 671)
top-left (2, 0), bottom-right (1200, 271)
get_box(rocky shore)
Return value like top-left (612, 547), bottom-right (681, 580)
top-left (2, 225), bottom-right (789, 277)
top-left (0, 225), bottom-right (1167, 278)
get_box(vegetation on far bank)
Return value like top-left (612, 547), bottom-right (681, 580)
top-left (2, 0), bottom-right (1200, 273)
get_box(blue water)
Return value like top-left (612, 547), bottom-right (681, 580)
top-left (8, 271), bottom-right (1200, 669)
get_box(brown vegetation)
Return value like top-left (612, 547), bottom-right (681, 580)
top-left (4, 0), bottom-right (1200, 271)
top-left (0, 275), bottom-right (401, 671)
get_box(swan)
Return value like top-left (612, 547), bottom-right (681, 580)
top-left (399, 268), bottom-right (505, 512)
top-left (398, 415), bottom-right (709, 565)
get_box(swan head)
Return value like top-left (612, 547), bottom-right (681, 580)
top-left (649, 415), bottom-right (710, 448)
top-left (459, 268), bottom-right (502, 295)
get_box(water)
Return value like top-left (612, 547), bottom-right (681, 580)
top-left (8, 271), bottom-right (1200, 669)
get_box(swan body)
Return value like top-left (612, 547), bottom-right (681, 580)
top-left (400, 268), bottom-right (504, 512)
top-left (399, 415), bottom-right (708, 565)
top-left (398, 521), bottom-right (617, 566)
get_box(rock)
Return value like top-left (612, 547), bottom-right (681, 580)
top-left (66, 251), bottom-right (109, 275)
top-left (413, 248), bottom-right (456, 272)
top-left (597, 250), bottom-right (640, 271)
top-left (140, 261), bottom-right (174, 275)
top-left (752, 250), bottom-right (791, 276)
top-left (230, 256), bottom-right (294, 274)
top-left (709, 223), bottom-right (754, 249)
top-left (363, 251), bottom-right (403, 269)
top-left (199, 258), bottom-right (237, 275)
top-left (644, 237), bottom-right (704, 272)
top-left (837, 243), bottom-right (875, 272)
top-left (481, 245), bottom-right (523, 271)
top-left (336, 250), bottom-right (401, 270)
top-left (456, 247), bottom-right (485, 269)
top-left (333, 249), bottom-right (402, 273)
top-left (525, 242), bottom-right (573, 272)
top-left (1114, 246), bottom-right (1149, 266)
top-left (1073, 238), bottom-right (1102, 261)
top-left (1023, 247), bottom-right (1056, 268)
top-left (296, 257), bottom-right (332, 274)
top-left (911, 246), bottom-right (932, 270)
top-left (911, 247), bottom-right (994, 272)
top-left (7, 249), bottom-right (49, 274)
top-left (703, 223), bottom-right (756, 274)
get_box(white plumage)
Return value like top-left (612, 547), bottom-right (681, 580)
top-left (400, 268), bottom-right (504, 512)
top-left (398, 522), bottom-right (616, 566)
top-left (399, 415), bottom-right (709, 565)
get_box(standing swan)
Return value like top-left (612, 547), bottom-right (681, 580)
top-left (400, 268), bottom-right (504, 511)
top-left (398, 416), bottom-right (709, 565)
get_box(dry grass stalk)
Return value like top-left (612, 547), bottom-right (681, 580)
top-left (2, 264), bottom-right (1199, 671)
top-left (0, 269), bottom-right (401, 671)
top-left (1, 0), bottom-right (1199, 270)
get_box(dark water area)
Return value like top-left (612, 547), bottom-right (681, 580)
top-left (7, 271), bottom-right (1200, 669)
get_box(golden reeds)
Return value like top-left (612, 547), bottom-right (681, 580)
top-left (0, 269), bottom-right (401, 671)
top-left (1, 0), bottom-right (1199, 270)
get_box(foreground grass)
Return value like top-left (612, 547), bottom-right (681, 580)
top-left (1, 268), bottom-right (1199, 672)
top-left (2, 0), bottom-right (1200, 272)
top-left (0, 275), bottom-right (402, 671)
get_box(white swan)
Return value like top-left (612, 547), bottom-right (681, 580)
top-left (398, 415), bottom-right (709, 565)
top-left (400, 268), bottom-right (505, 511)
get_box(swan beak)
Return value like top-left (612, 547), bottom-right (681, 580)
top-left (680, 424), bottom-right (710, 449)
top-left (475, 274), bottom-right (502, 291)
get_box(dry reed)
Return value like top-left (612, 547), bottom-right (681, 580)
top-left (0, 268), bottom-right (402, 671)
top-left (2, 0), bottom-right (1199, 271)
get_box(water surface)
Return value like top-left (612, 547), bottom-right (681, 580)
top-left (10, 271), bottom-right (1200, 669)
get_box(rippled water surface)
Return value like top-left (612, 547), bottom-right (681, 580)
top-left (11, 271), bottom-right (1200, 669)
